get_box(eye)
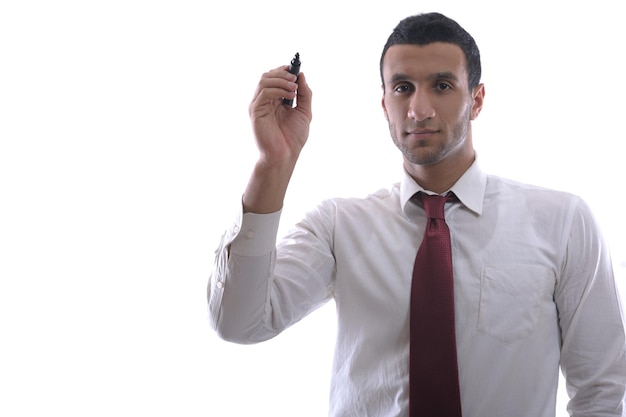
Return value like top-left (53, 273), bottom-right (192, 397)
top-left (393, 83), bottom-right (413, 93)
top-left (435, 82), bottom-right (452, 92)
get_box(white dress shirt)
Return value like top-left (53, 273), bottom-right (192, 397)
top-left (208, 161), bottom-right (626, 417)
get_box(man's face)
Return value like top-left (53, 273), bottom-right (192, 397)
top-left (381, 43), bottom-right (484, 168)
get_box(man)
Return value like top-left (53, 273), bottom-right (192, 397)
top-left (208, 12), bottom-right (626, 416)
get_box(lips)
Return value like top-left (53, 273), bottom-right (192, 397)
top-left (407, 129), bottom-right (439, 138)
top-left (409, 129), bottom-right (437, 134)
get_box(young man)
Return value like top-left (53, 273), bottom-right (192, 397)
top-left (209, 12), bottom-right (626, 416)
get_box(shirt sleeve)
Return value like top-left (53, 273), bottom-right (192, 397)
top-left (556, 197), bottom-right (626, 416)
top-left (208, 201), bottom-right (336, 344)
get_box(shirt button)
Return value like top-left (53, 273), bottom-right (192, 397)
top-left (215, 281), bottom-right (224, 289)
top-left (233, 225), bottom-right (240, 233)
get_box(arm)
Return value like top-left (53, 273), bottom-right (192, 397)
top-left (208, 64), bottom-right (315, 342)
top-left (556, 198), bottom-right (626, 416)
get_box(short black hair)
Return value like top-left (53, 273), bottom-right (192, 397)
top-left (380, 12), bottom-right (481, 90)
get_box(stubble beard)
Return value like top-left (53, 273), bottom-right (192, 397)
top-left (389, 110), bottom-right (471, 167)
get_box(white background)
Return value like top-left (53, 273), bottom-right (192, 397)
top-left (1, 0), bottom-right (624, 416)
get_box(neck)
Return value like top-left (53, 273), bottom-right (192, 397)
top-left (405, 149), bottom-right (475, 194)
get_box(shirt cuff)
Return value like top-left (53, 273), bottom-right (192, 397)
top-left (230, 210), bottom-right (282, 257)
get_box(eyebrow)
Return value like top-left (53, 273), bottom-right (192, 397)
top-left (387, 71), bottom-right (460, 85)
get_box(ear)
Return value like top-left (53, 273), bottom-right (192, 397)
top-left (381, 86), bottom-right (389, 121)
top-left (470, 83), bottom-right (485, 120)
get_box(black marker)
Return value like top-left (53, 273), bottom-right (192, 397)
top-left (282, 52), bottom-right (301, 107)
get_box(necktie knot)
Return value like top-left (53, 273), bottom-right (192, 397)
top-left (419, 193), bottom-right (453, 220)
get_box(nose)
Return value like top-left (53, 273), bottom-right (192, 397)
top-left (407, 89), bottom-right (435, 121)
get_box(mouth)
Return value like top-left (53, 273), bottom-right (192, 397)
top-left (407, 129), bottom-right (439, 138)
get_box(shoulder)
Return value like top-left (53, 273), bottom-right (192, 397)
top-left (486, 174), bottom-right (581, 204)
top-left (323, 182), bottom-right (401, 211)
top-left (484, 174), bottom-right (595, 227)
top-left (301, 183), bottom-right (402, 225)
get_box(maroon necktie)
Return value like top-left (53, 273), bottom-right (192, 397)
top-left (410, 192), bottom-right (462, 417)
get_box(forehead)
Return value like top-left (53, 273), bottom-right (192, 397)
top-left (382, 42), bottom-right (468, 84)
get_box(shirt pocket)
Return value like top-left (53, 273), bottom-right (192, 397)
top-left (478, 264), bottom-right (555, 344)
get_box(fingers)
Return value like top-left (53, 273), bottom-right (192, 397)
top-left (251, 66), bottom-right (299, 106)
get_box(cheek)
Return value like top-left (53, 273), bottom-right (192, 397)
top-left (444, 101), bottom-right (471, 123)
top-left (383, 104), bottom-right (402, 124)
top-left (388, 122), bottom-right (399, 143)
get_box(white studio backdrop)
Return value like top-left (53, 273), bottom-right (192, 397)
top-left (0, 1), bottom-right (624, 416)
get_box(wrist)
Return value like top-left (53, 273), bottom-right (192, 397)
top-left (242, 159), bottom-right (297, 214)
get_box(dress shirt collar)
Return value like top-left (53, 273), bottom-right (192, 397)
top-left (400, 159), bottom-right (486, 219)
